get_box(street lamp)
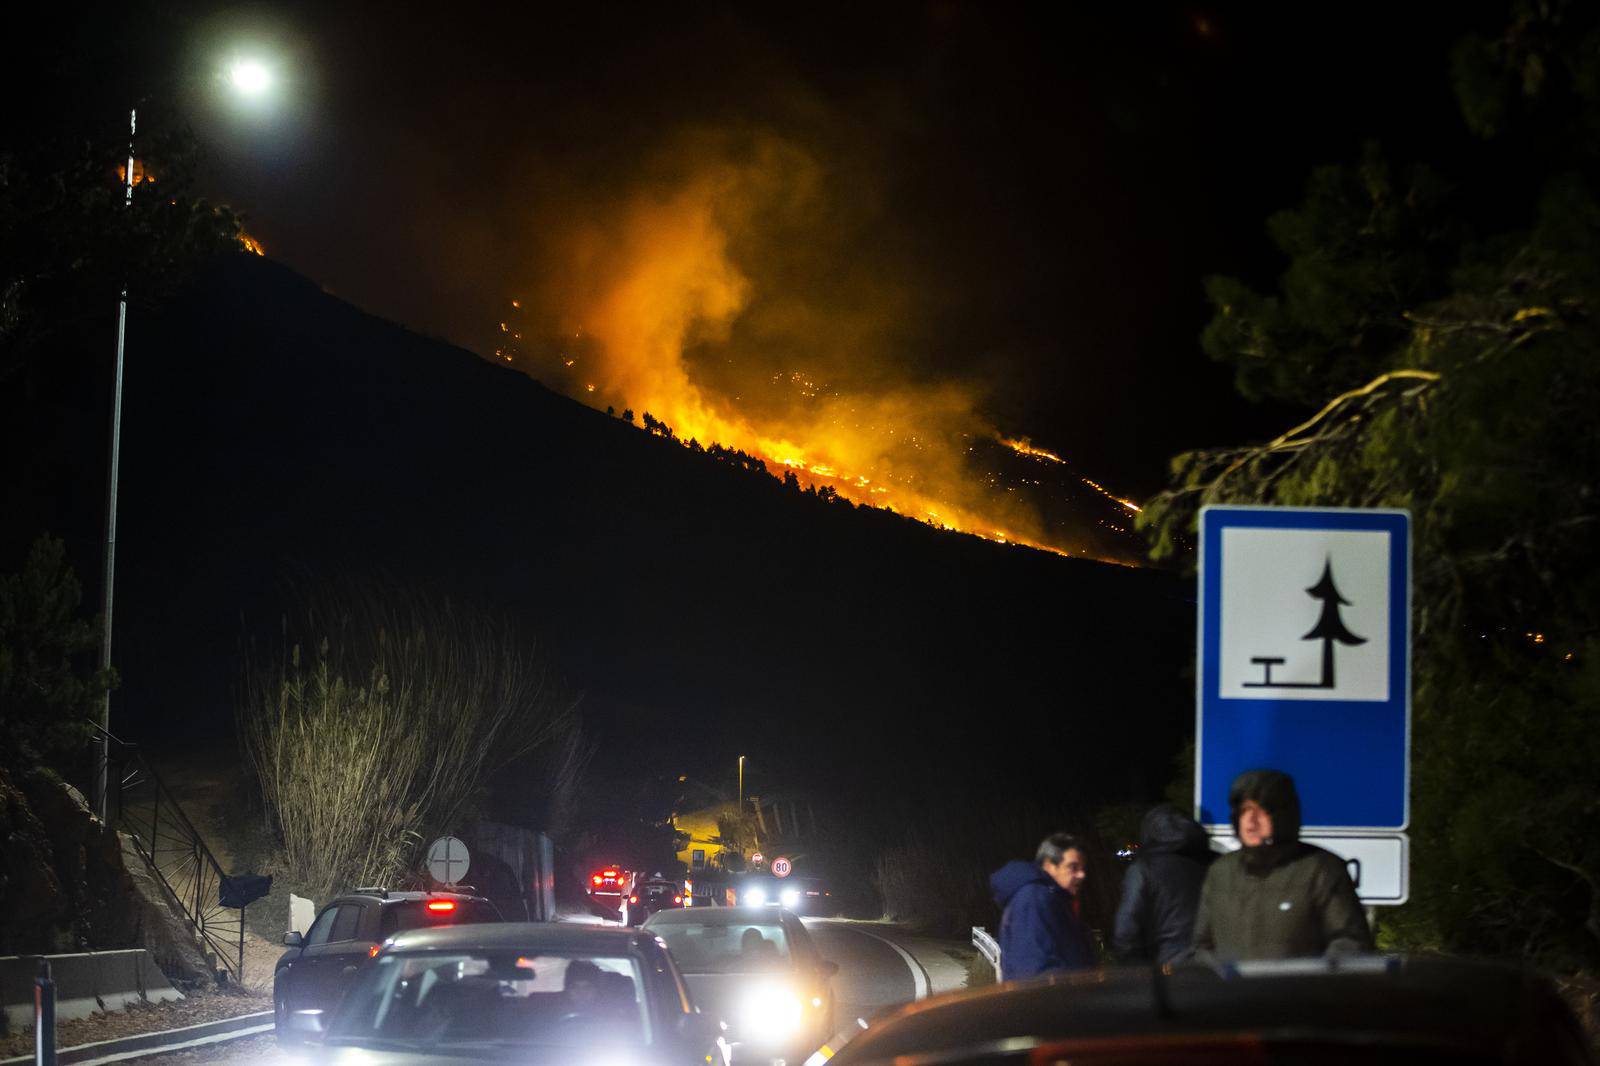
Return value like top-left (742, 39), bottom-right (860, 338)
top-left (92, 54), bottom-right (281, 822)
top-left (738, 755), bottom-right (745, 812)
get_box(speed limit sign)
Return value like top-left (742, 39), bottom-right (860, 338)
top-left (772, 856), bottom-right (792, 878)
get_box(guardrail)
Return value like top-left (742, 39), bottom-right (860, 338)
top-left (971, 926), bottom-right (1001, 980)
top-left (104, 735), bottom-right (247, 980)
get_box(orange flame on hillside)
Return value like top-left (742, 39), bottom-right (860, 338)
top-left (504, 134), bottom-right (1139, 560)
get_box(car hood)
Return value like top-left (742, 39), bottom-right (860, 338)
top-left (314, 1042), bottom-right (662, 1064)
top-left (683, 971), bottom-right (810, 1027)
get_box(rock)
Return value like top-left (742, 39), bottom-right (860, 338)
top-left (0, 765), bottom-right (72, 954)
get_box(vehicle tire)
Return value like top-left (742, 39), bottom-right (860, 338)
top-left (273, 986), bottom-right (294, 1046)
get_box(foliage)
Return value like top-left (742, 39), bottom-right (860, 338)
top-left (0, 536), bottom-right (113, 775)
top-left (238, 586), bottom-right (582, 899)
top-left (1141, 0), bottom-right (1600, 969)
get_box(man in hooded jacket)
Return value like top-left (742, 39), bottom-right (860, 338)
top-left (990, 833), bottom-right (1095, 980)
top-left (1112, 804), bottom-right (1214, 965)
top-left (1192, 769), bottom-right (1372, 961)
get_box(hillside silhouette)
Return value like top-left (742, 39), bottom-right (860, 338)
top-left (4, 255), bottom-right (1191, 812)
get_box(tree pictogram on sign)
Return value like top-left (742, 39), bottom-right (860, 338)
top-left (1245, 557), bottom-right (1367, 690)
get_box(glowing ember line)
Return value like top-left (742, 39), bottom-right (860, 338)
top-left (998, 434), bottom-right (1142, 514)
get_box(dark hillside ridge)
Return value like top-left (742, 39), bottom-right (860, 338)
top-left (5, 255), bottom-right (1191, 807)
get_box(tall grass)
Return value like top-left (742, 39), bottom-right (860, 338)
top-left (239, 587), bottom-right (580, 899)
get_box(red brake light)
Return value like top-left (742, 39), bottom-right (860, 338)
top-left (592, 875), bottom-right (603, 885)
top-left (629, 895), bottom-right (638, 903)
top-left (426, 900), bottom-right (457, 913)
top-left (368, 944), bottom-right (382, 957)
top-left (673, 895), bottom-right (682, 904)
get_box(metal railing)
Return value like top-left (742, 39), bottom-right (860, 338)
top-left (972, 925), bottom-right (1001, 980)
top-left (103, 734), bottom-right (246, 981)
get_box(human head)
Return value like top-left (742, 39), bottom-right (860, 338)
top-left (1035, 833), bottom-right (1087, 894)
top-left (1229, 769), bottom-right (1301, 848)
top-left (564, 959), bottom-right (603, 1006)
top-left (740, 927), bottom-right (767, 952)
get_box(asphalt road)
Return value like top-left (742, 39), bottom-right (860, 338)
top-left (131, 919), bottom-right (937, 1063)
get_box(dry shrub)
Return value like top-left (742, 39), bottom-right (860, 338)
top-left (239, 587), bottom-right (579, 899)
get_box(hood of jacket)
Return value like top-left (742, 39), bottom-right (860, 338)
top-left (990, 860), bottom-right (1053, 907)
top-left (1139, 803), bottom-right (1210, 857)
top-left (1229, 768), bottom-right (1303, 873)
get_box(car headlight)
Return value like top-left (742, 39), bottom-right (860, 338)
top-left (780, 888), bottom-right (801, 907)
top-left (742, 887), bottom-right (767, 906)
top-left (738, 982), bottom-right (804, 1040)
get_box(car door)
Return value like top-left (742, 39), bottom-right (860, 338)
top-left (299, 902), bottom-right (368, 1010)
top-left (282, 904), bottom-right (340, 1012)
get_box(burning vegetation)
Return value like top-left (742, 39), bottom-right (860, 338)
top-left (493, 132), bottom-right (1145, 563)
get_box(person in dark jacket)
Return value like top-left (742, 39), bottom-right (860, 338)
top-left (990, 833), bottom-right (1094, 981)
top-left (1112, 804), bottom-right (1214, 965)
top-left (1192, 769), bottom-right (1373, 961)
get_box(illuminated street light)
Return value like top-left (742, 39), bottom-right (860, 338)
top-left (92, 51), bottom-right (282, 822)
top-left (227, 59), bottom-right (273, 97)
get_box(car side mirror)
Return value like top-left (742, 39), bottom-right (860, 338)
top-left (282, 930), bottom-right (304, 948)
top-left (820, 960), bottom-right (839, 978)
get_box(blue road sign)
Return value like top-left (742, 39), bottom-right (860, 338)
top-left (1196, 506), bottom-right (1410, 831)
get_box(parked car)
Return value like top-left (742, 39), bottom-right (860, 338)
top-left (295, 922), bottom-right (729, 1065)
top-left (811, 956), bottom-right (1595, 1065)
top-left (274, 887), bottom-right (501, 1045)
top-left (645, 905), bottom-right (837, 1065)
top-left (623, 873), bottom-right (686, 926)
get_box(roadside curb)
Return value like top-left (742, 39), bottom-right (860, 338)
top-left (0, 1010), bottom-right (272, 1066)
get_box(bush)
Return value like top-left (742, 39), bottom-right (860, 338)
top-left (239, 587), bottom-right (579, 899)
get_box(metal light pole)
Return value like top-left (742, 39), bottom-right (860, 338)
top-left (93, 107), bottom-right (137, 824)
top-left (738, 755), bottom-right (745, 812)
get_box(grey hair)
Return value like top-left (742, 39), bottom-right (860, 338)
top-left (1035, 832), bottom-right (1082, 866)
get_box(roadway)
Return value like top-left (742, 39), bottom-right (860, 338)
top-left (128, 918), bottom-right (959, 1063)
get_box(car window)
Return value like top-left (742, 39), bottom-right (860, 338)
top-left (651, 921), bottom-right (790, 973)
top-left (329, 904), bottom-right (363, 942)
top-left (304, 905), bottom-right (339, 947)
top-left (379, 900), bottom-right (501, 939)
top-left (326, 951), bottom-right (650, 1051)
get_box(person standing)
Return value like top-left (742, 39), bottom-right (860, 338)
top-left (1192, 769), bottom-right (1372, 961)
top-left (990, 833), bottom-right (1094, 981)
top-left (1112, 804), bottom-right (1214, 965)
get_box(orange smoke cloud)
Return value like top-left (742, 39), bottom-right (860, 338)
top-left (513, 131), bottom-right (1094, 556)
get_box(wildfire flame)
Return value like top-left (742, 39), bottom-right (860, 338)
top-left (498, 133), bottom-right (1142, 561)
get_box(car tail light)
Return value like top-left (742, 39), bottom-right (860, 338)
top-left (368, 944), bottom-right (382, 957)
top-left (673, 895), bottom-right (682, 904)
top-left (629, 895), bottom-right (638, 903)
top-left (592, 875), bottom-right (603, 885)
top-left (426, 900), bottom-right (456, 913)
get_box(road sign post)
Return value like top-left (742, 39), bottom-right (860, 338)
top-left (1196, 506), bottom-right (1411, 904)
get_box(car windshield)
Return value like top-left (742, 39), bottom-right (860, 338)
top-left (325, 950), bottom-right (649, 1052)
top-left (652, 921), bottom-right (790, 973)
top-left (378, 900), bottom-right (500, 939)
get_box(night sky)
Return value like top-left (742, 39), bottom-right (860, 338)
top-left (18, 2), bottom-right (1502, 501)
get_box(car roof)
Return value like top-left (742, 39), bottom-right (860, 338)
top-left (831, 957), bottom-right (1589, 1064)
top-left (383, 921), bottom-right (655, 954)
top-left (644, 906), bottom-right (794, 926)
top-left (332, 890), bottom-right (491, 905)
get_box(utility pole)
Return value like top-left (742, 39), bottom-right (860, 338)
top-left (94, 107), bottom-right (137, 824)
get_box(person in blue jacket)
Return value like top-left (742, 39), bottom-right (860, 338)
top-left (990, 833), bottom-right (1094, 980)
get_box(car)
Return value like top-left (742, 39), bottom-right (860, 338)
top-left (624, 873), bottom-right (686, 926)
top-left (645, 905), bottom-right (838, 1065)
top-left (734, 875), bottom-right (807, 912)
top-left (809, 956), bottom-right (1595, 1065)
top-left (274, 887), bottom-right (501, 1045)
top-left (293, 921), bottom-right (729, 1065)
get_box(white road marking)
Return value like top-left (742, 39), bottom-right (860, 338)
top-left (836, 925), bottom-right (930, 1000)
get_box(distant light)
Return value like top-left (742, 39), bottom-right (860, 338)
top-left (228, 59), bottom-right (273, 97)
